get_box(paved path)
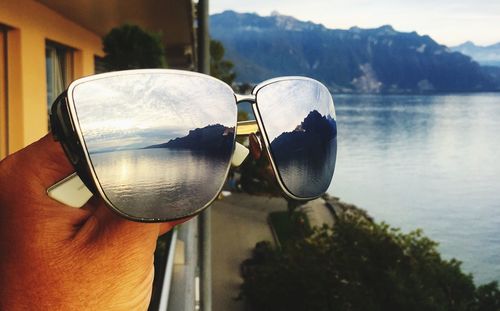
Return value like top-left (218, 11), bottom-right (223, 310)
top-left (211, 193), bottom-right (287, 311)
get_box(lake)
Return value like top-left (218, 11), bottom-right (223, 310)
top-left (328, 93), bottom-right (500, 284)
top-left (91, 148), bottom-right (229, 220)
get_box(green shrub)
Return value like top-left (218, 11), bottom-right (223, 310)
top-left (269, 211), bottom-right (311, 246)
top-left (241, 212), bottom-right (500, 311)
top-left (210, 39), bottom-right (236, 85)
top-left (102, 24), bottom-right (166, 70)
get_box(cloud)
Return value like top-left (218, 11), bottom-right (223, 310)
top-left (71, 71), bottom-right (237, 152)
top-left (256, 79), bottom-right (335, 142)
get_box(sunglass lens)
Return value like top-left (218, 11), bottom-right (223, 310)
top-left (70, 72), bottom-right (237, 220)
top-left (255, 79), bottom-right (337, 199)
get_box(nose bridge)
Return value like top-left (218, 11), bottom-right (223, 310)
top-left (235, 93), bottom-right (259, 136)
top-left (235, 93), bottom-right (256, 103)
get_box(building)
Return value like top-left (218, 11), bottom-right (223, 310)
top-left (0, 0), bottom-right (196, 159)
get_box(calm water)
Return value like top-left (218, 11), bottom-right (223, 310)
top-left (91, 148), bottom-right (228, 219)
top-left (328, 93), bottom-right (500, 284)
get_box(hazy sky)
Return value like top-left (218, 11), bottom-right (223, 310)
top-left (73, 72), bottom-right (236, 152)
top-left (256, 79), bottom-right (334, 142)
top-left (210, 0), bottom-right (500, 46)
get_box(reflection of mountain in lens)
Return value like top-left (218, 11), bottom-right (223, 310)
top-left (270, 110), bottom-right (337, 197)
top-left (144, 124), bottom-right (234, 156)
top-left (271, 110), bottom-right (336, 162)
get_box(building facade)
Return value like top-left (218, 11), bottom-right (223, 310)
top-left (0, 0), bottom-right (102, 158)
top-left (0, 0), bottom-right (195, 159)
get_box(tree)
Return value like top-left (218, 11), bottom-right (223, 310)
top-left (102, 24), bottom-right (166, 70)
top-left (474, 282), bottom-right (500, 311)
top-left (240, 210), bottom-right (500, 311)
top-left (210, 40), bottom-right (236, 85)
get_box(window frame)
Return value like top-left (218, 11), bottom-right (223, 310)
top-left (0, 25), bottom-right (8, 159)
top-left (46, 40), bottom-right (74, 129)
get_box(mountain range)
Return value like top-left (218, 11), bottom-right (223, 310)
top-left (451, 41), bottom-right (500, 67)
top-left (210, 11), bottom-right (500, 94)
top-left (144, 124), bottom-right (234, 155)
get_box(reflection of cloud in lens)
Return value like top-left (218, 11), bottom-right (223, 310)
top-left (85, 127), bottom-right (188, 153)
top-left (72, 72), bottom-right (236, 152)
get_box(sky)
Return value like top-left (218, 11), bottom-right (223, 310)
top-left (256, 79), bottom-right (334, 141)
top-left (210, 0), bottom-right (500, 46)
top-left (73, 72), bottom-right (236, 152)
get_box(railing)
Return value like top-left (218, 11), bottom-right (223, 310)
top-left (148, 231), bottom-right (174, 310)
top-left (158, 229), bottom-right (178, 310)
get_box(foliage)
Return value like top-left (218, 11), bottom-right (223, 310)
top-left (237, 110), bottom-right (249, 121)
top-left (210, 40), bottom-right (236, 85)
top-left (102, 24), bottom-right (166, 70)
top-left (234, 82), bottom-right (254, 94)
top-left (269, 211), bottom-right (311, 246)
top-left (474, 282), bottom-right (500, 311)
top-left (240, 211), bottom-right (500, 311)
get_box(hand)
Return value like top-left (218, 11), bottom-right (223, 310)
top-left (0, 134), bottom-right (187, 310)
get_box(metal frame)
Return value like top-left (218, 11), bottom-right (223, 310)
top-left (158, 228), bottom-right (178, 310)
top-left (65, 69), bottom-right (237, 222)
top-left (56, 69), bottom-right (334, 222)
top-left (250, 76), bottom-right (334, 201)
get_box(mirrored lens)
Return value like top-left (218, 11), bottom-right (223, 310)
top-left (255, 78), bottom-right (337, 198)
top-left (70, 71), bottom-right (237, 220)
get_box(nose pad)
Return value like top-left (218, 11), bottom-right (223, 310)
top-left (231, 142), bottom-right (250, 167)
top-left (249, 132), bottom-right (263, 160)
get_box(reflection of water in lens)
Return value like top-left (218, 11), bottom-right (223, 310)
top-left (269, 109), bottom-right (337, 198)
top-left (256, 79), bottom-right (337, 198)
top-left (90, 148), bottom-right (228, 219)
top-left (275, 137), bottom-right (337, 197)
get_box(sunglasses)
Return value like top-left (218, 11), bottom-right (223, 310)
top-left (49, 69), bottom-right (337, 222)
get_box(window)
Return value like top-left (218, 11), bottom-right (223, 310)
top-left (46, 41), bottom-right (73, 120)
top-left (0, 26), bottom-right (7, 159)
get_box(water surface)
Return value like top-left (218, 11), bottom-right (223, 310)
top-left (92, 148), bottom-right (228, 219)
top-left (328, 93), bottom-right (500, 284)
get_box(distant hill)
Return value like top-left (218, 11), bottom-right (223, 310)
top-left (144, 124), bottom-right (234, 155)
top-left (451, 41), bottom-right (500, 67)
top-left (210, 11), bottom-right (500, 93)
top-left (271, 110), bottom-right (337, 163)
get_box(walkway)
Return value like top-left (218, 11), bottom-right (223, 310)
top-left (211, 193), bottom-right (287, 311)
top-left (211, 193), bottom-right (338, 311)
